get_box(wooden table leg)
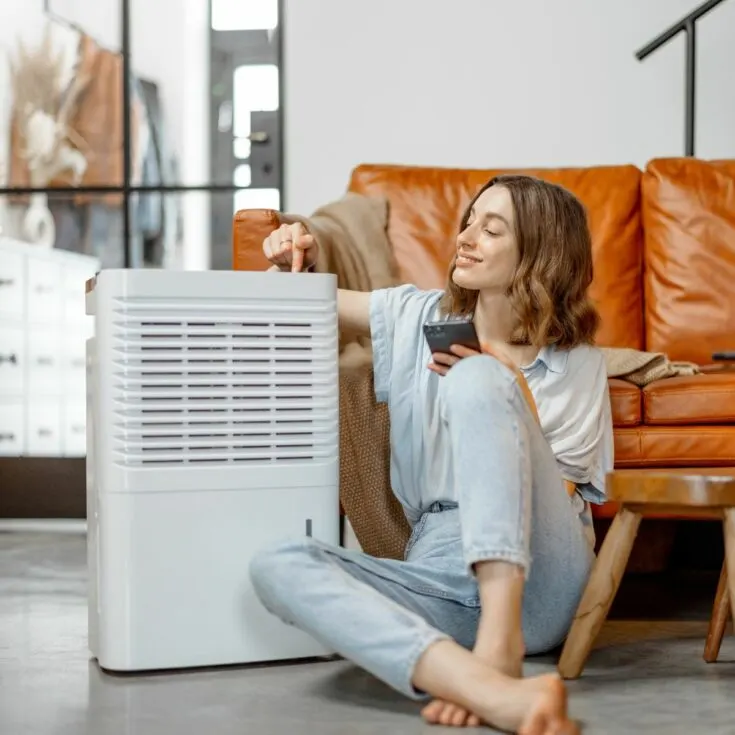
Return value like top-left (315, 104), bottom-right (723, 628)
top-left (723, 509), bottom-right (735, 637)
top-left (558, 507), bottom-right (642, 680)
top-left (703, 562), bottom-right (730, 663)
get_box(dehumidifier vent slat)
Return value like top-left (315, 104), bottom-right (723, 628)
top-left (110, 297), bottom-right (338, 467)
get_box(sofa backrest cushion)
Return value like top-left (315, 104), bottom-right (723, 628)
top-left (349, 164), bottom-right (643, 349)
top-left (642, 158), bottom-right (735, 364)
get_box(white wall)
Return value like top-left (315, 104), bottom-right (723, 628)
top-left (0, 0), bottom-right (210, 269)
top-left (283, 0), bottom-right (735, 214)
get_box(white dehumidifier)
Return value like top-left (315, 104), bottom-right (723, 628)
top-left (85, 269), bottom-right (340, 672)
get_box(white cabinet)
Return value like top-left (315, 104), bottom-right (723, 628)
top-left (0, 238), bottom-right (98, 457)
top-left (27, 257), bottom-right (63, 324)
top-left (27, 329), bottom-right (62, 395)
top-left (0, 250), bottom-right (25, 320)
top-left (26, 401), bottom-right (62, 456)
top-left (0, 401), bottom-right (24, 456)
top-left (63, 264), bottom-right (92, 324)
top-left (62, 401), bottom-right (87, 456)
top-left (0, 325), bottom-right (26, 395)
top-left (62, 337), bottom-right (88, 396)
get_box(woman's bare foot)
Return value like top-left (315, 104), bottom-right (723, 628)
top-left (421, 676), bottom-right (571, 732)
top-left (421, 638), bottom-right (525, 727)
top-left (422, 674), bottom-right (576, 733)
top-left (413, 641), bottom-right (577, 734)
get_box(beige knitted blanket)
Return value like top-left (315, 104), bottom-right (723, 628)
top-left (339, 364), bottom-right (409, 560)
top-left (601, 347), bottom-right (699, 387)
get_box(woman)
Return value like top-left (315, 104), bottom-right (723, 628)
top-left (250, 175), bottom-right (613, 734)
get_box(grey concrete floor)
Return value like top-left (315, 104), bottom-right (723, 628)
top-left (1, 530), bottom-right (734, 735)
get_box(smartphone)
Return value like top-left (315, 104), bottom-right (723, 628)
top-left (423, 319), bottom-right (481, 354)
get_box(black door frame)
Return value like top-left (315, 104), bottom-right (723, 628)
top-left (209, 7), bottom-right (286, 268)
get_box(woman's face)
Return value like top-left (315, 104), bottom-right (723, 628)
top-left (451, 185), bottom-right (519, 294)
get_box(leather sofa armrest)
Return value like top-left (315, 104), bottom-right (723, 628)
top-left (232, 208), bottom-right (282, 271)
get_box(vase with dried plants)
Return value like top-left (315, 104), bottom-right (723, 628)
top-left (9, 25), bottom-right (91, 246)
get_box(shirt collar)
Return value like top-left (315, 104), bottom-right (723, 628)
top-left (443, 302), bottom-right (570, 374)
top-left (520, 344), bottom-right (568, 375)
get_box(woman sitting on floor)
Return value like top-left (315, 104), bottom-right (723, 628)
top-left (251, 174), bottom-right (613, 735)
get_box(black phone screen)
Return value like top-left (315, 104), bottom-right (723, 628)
top-left (423, 320), bottom-right (481, 354)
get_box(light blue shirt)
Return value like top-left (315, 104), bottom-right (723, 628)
top-left (370, 285), bottom-right (614, 526)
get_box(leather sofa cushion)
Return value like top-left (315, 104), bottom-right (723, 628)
top-left (609, 379), bottom-right (641, 427)
top-left (643, 158), bottom-right (735, 364)
top-left (643, 372), bottom-right (735, 425)
top-left (614, 425), bottom-right (735, 467)
top-left (349, 164), bottom-right (643, 350)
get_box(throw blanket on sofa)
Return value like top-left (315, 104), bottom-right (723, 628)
top-left (601, 347), bottom-right (699, 387)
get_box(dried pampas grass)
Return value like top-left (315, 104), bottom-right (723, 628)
top-left (9, 27), bottom-right (65, 122)
top-left (9, 24), bottom-right (90, 171)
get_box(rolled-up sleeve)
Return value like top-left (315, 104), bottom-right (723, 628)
top-left (369, 285), bottom-right (425, 403)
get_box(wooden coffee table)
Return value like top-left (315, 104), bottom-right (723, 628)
top-left (558, 468), bottom-right (735, 679)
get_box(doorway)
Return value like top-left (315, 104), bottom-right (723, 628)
top-left (209, 0), bottom-right (285, 269)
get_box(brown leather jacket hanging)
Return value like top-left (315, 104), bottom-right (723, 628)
top-left (9, 34), bottom-right (140, 206)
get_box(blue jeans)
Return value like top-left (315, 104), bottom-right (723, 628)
top-left (250, 356), bottom-right (595, 698)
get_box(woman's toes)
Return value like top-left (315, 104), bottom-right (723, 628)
top-left (421, 699), bottom-right (480, 728)
top-left (451, 705), bottom-right (470, 726)
top-left (518, 710), bottom-right (547, 735)
top-left (466, 713), bottom-right (482, 728)
top-left (439, 703), bottom-right (461, 726)
top-left (420, 699), bottom-right (444, 723)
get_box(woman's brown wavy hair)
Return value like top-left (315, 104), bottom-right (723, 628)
top-left (439, 174), bottom-right (600, 348)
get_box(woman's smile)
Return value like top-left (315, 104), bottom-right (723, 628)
top-left (455, 252), bottom-right (481, 267)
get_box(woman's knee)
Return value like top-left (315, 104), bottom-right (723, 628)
top-left (440, 354), bottom-right (515, 410)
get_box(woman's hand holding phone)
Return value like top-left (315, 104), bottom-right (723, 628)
top-left (428, 340), bottom-right (515, 377)
top-left (429, 342), bottom-right (540, 424)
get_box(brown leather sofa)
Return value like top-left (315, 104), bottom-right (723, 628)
top-left (232, 157), bottom-right (735, 519)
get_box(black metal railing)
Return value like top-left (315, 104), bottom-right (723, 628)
top-left (635, 0), bottom-right (729, 156)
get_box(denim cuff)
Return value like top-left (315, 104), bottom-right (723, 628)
top-left (464, 546), bottom-right (530, 577)
top-left (403, 629), bottom-right (451, 700)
